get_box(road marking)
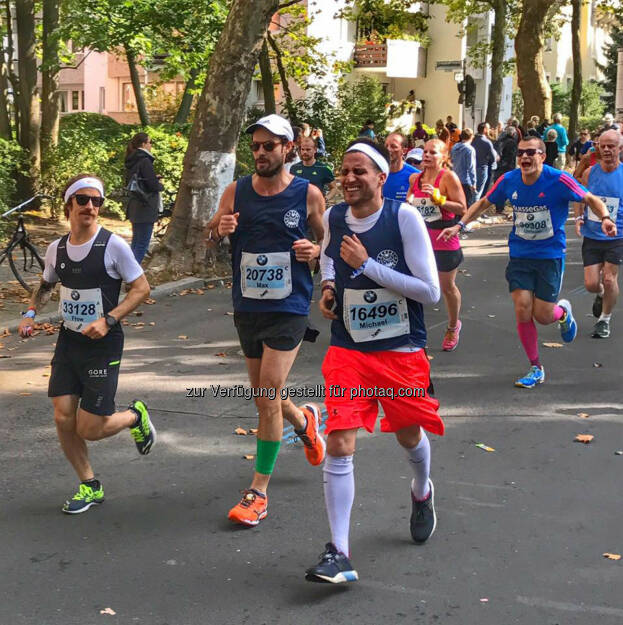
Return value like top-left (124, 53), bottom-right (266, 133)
top-left (447, 480), bottom-right (514, 490)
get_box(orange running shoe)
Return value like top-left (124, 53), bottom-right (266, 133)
top-left (297, 404), bottom-right (326, 466)
top-left (228, 489), bottom-right (268, 526)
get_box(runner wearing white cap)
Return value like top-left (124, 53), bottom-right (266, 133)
top-left (208, 114), bottom-right (327, 527)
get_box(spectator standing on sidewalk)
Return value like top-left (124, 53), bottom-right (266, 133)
top-left (451, 128), bottom-right (477, 206)
top-left (472, 122), bottom-right (498, 200)
top-left (542, 114), bottom-right (569, 169)
top-left (124, 133), bottom-right (164, 264)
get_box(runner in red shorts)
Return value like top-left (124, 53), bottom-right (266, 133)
top-left (304, 138), bottom-right (443, 584)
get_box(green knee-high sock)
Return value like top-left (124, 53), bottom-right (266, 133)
top-left (255, 439), bottom-right (281, 475)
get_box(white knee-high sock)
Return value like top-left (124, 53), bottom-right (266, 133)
top-left (323, 454), bottom-right (354, 556)
top-left (405, 433), bottom-right (431, 500)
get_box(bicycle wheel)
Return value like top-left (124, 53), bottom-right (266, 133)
top-left (8, 240), bottom-right (44, 292)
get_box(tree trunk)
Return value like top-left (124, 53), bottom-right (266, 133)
top-left (259, 38), bottom-right (276, 114)
top-left (266, 31), bottom-right (297, 123)
top-left (146, 0), bottom-right (281, 280)
top-left (174, 67), bottom-right (199, 125)
top-left (485, 0), bottom-right (505, 126)
top-left (0, 52), bottom-right (11, 138)
top-left (41, 0), bottom-right (61, 181)
top-left (4, 0), bottom-right (19, 139)
top-left (568, 0), bottom-right (582, 144)
top-left (125, 45), bottom-right (150, 126)
top-left (15, 0), bottom-right (40, 194)
top-left (515, 0), bottom-right (559, 125)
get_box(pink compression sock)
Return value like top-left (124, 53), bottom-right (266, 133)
top-left (517, 320), bottom-right (540, 366)
top-left (552, 305), bottom-right (565, 323)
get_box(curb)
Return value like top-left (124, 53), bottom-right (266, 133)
top-left (0, 275), bottom-right (231, 335)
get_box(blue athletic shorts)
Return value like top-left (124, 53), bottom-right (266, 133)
top-left (505, 257), bottom-right (564, 303)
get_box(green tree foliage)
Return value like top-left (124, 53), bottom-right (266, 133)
top-left (42, 113), bottom-right (188, 218)
top-left (551, 81), bottom-right (605, 118)
top-left (598, 25), bottom-right (623, 113)
top-left (338, 0), bottom-right (429, 43)
top-left (290, 76), bottom-right (390, 163)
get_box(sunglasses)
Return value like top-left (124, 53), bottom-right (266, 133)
top-left (250, 140), bottom-right (284, 152)
top-left (73, 194), bottom-right (105, 207)
top-left (516, 148), bottom-right (543, 157)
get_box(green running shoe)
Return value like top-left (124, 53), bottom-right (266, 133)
top-left (129, 399), bottom-right (156, 455)
top-left (62, 482), bottom-right (104, 514)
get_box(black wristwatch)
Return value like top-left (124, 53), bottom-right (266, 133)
top-left (105, 314), bottom-right (118, 328)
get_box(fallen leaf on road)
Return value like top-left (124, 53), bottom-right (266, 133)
top-left (99, 607), bottom-right (116, 615)
top-left (177, 335), bottom-right (188, 340)
top-left (578, 413), bottom-right (590, 419)
top-left (614, 450), bottom-right (623, 456)
top-left (593, 362), bottom-right (602, 367)
top-left (574, 434), bottom-right (594, 444)
top-left (42, 373), bottom-right (50, 377)
top-left (480, 598), bottom-right (489, 603)
top-left (0, 355), bottom-right (10, 359)
top-left (488, 314), bottom-right (496, 318)
top-left (132, 322), bottom-right (145, 327)
top-left (243, 454), bottom-right (255, 460)
top-left (427, 354), bottom-right (434, 360)
top-left (135, 311), bottom-right (143, 317)
top-left (542, 342), bottom-right (563, 348)
top-left (225, 312), bottom-right (234, 316)
top-left (475, 443), bottom-right (495, 452)
top-left (215, 352), bottom-right (226, 357)
top-left (19, 392), bottom-right (31, 396)
top-left (603, 553), bottom-right (621, 561)
top-left (207, 284), bottom-right (215, 289)
top-left (249, 428), bottom-right (258, 435)
top-left (149, 322), bottom-right (156, 326)
top-left (144, 298), bottom-right (156, 305)
top-left (234, 427), bottom-right (248, 436)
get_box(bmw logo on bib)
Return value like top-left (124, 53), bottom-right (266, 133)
top-left (527, 213), bottom-right (534, 221)
top-left (256, 255), bottom-right (268, 266)
top-left (71, 290), bottom-right (80, 301)
top-left (376, 249), bottom-right (399, 268)
top-left (284, 210), bottom-right (300, 228)
top-left (364, 290), bottom-right (377, 303)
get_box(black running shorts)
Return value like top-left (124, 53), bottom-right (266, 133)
top-left (48, 328), bottom-right (124, 416)
top-left (582, 237), bottom-right (623, 267)
top-left (234, 311), bottom-right (308, 359)
top-left (434, 248), bottom-right (464, 273)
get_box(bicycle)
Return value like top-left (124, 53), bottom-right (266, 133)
top-left (0, 195), bottom-right (51, 292)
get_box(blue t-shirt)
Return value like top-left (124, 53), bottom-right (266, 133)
top-left (383, 163), bottom-right (420, 202)
top-left (582, 163), bottom-right (623, 241)
top-left (487, 164), bottom-right (587, 259)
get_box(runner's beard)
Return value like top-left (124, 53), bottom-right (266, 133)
top-left (255, 161), bottom-right (284, 178)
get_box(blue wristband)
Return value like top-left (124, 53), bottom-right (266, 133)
top-left (350, 258), bottom-right (369, 279)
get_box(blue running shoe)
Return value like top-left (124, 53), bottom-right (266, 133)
top-left (62, 482), bottom-right (104, 514)
top-left (305, 543), bottom-right (359, 584)
top-left (557, 299), bottom-right (577, 343)
top-left (515, 365), bottom-right (545, 389)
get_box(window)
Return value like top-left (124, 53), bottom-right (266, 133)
top-left (58, 91), bottom-right (67, 113)
top-left (122, 83), bottom-right (137, 111)
top-left (71, 91), bottom-right (80, 110)
top-left (99, 87), bottom-right (105, 113)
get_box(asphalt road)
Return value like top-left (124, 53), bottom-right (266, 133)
top-left (1, 223), bottom-right (622, 625)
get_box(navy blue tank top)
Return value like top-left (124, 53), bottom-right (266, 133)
top-left (231, 175), bottom-right (312, 314)
top-left (325, 200), bottom-right (427, 351)
top-left (55, 227), bottom-right (122, 340)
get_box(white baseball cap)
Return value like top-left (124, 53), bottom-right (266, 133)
top-left (406, 148), bottom-right (423, 161)
top-left (245, 114), bottom-right (294, 142)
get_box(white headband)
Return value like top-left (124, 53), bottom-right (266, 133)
top-left (64, 178), bottom-right (105, 203)
top-left (345, 142), bottom-right (389, 175)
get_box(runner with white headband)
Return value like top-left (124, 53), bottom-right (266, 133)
top-left (304, 138), bottom-right (443, 583)
top-left (18, 173), bottom-right (157, 514)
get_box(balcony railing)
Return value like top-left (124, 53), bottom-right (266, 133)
top-left (354, 43), bottom-right (387, 68)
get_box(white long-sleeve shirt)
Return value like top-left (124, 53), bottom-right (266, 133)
top-left (320, 203), bottom-right (440, 305)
